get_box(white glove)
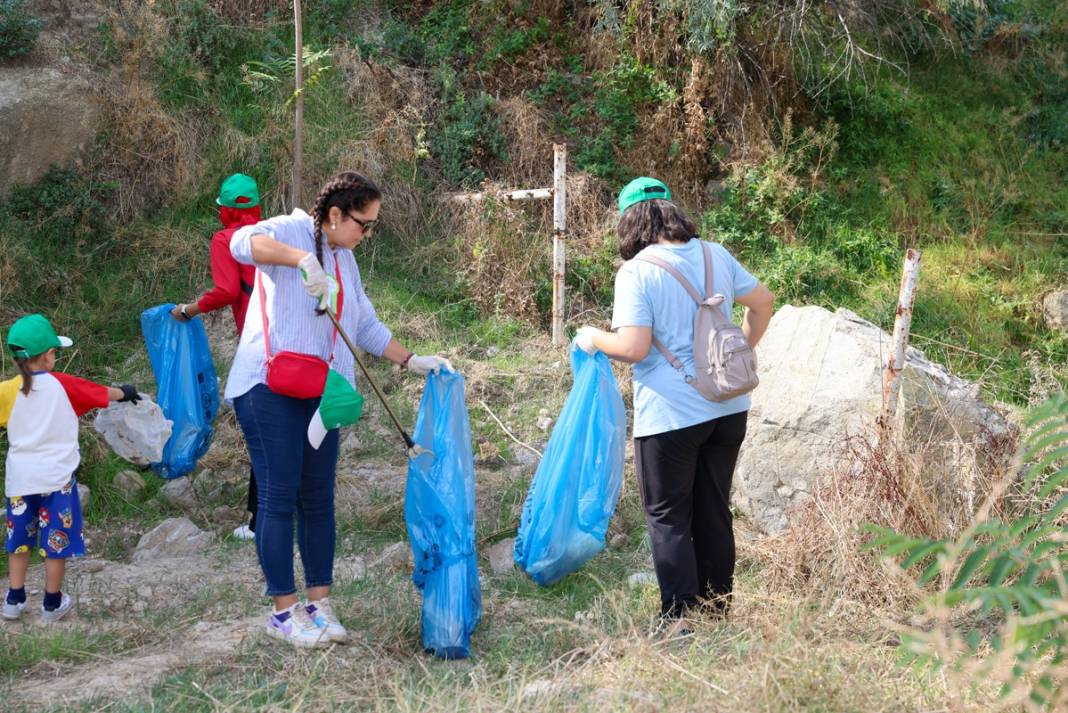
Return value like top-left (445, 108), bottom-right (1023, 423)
top-left (574, 326), bottom-right (600, 355)
top-left (407, 354), bottom-right (454, 376)
top-left (297, 253), bottom-right (331, 306)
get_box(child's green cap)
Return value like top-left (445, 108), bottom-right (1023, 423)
top-left (617, 177), bottom-right (671, 215)
top-left (6, 314), bottom-right (73, 360)
top-left (216, 173), bottom-right (260, 208)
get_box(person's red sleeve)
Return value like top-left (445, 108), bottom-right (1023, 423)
top-left (52, 372), bottom-right (110, 417)
top-left (196, 230), bottom-right (242, 314)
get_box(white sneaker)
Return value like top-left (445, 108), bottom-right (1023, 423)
top-left (265, 602), bottom-right (328, 648)
top-left (306, 597), bottom-right (348, 643)
top-left (232, 525), bottom-right (255, 541)
top-left (40, 592), bottom-right (73, 623)
top-left (2, 599), bottom-right (27, 620)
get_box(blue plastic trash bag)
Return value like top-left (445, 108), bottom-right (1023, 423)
top-left (141, 304), bottom-right (219, 479)
top-left (514, 347), bottom-right (627, 586)
top-left (405, 370), bottom-right (481, 659)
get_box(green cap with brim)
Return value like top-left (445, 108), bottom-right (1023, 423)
top-left (6, 314), bottom-right (73, 360)
top-left (618, 176), bottom-right (671, 215)
top-left (216, 172), bottom-right (260, 208)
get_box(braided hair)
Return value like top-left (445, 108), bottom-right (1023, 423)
top-left (310, 171), bottom-right (382, 267)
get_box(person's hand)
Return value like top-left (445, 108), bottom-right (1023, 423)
top-left (297, 253), bottom-right (330, 305)
top-left (406, 354), bottom-right (454, 376)
top-left (574, 326), bottom-right (601, 355)
top-left (171, 304), bottom-right (191, 321)
top-left (117, 384), bottom-right (142, 404)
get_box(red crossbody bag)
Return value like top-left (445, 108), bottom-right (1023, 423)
top-left (257, 263), bottom-right (344, 399)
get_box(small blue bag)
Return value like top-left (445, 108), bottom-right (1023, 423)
top-left (514, 347), bottom-right (627, 586)
top-left (405, 371), bottom-right (482, 659)
top-left (141, 304), bottom-right (219, 479)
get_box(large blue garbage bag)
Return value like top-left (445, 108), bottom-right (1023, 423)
top-left (141, 304), bottom-right (219, 479)
top-left (405, 370), bottom-right (481, 659)
top-left (514, 347), bottom-right (627, 586)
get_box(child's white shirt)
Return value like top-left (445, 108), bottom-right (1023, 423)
top-left (0, 372), bottom-right (109, 498)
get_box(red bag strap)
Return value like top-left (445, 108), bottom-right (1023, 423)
top-left (258, 258), bottom-right (344, 362)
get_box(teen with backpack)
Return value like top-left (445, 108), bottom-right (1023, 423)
top-left (574, 177), bottom-right (775, 629)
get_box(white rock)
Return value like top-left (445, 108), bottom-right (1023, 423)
top-left (485, 537), bottom-right (516, 575)
top-left (734, 305), bottom-right (1012, 534)
top-left (132, 517), bottom-right (211, 562)
top-left (93, 396), bottom-right (172, 466)
top-left (627, 572), bottom-right (658, 588)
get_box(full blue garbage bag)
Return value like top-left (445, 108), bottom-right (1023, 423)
top-left (405, 370), bottom-right (481, 659)
top-left (141, 304), bottom-right (219, 479)
top-left (514, 347), bottom-right (627, 586)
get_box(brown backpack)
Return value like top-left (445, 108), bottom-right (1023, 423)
top-left (636, 242), bottom-right (759, 402)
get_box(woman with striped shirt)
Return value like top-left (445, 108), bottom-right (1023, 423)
top-left (227, 172), bottom-right (451, 648)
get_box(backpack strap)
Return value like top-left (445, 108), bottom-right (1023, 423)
top-left (633, 241), bottom-right (717, 378)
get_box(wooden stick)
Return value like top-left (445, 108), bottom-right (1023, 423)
top-left (879, 248), bottom-right (922, 445)
top-left (292, 0), bottom-right (304, 210)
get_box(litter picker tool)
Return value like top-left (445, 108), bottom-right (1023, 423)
top-left (323, 306), bottom-right (429, 459)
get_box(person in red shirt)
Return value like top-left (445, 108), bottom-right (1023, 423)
top-left (172, 173), bottom-right (262, 539)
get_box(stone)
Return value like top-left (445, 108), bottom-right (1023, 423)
top-left (113, 470), bottom-right (146, 500)
top-left (0, 66), bottom-right (99, 194)
top-left (210, 506), bottom-right (244, 526)
top-left (627, 572), bottom-right (658, 588)
top-left (372, 541), bottom-right (411, 570)
top-left (536, 408), bottom-right (553, 432)
top-left (77, 483), bottom-right (90, 511)
top-left (515, 446), bottom-right (541, 467)
top-left (337, 556), bottom-right (368, 582)
top-left (733, 305), bottom-right (1012, 534)
top-left (161, 477), bottom-right (197, 511)
top-left (609, 533), bottom-right (628, 549)
top-left (93, 397), bottom-right (172, 466)
top-left (132, 517), bottom-right (211, 562)
top-left (1041, 290), bottom-right (1068, 333)
top-left (485, 537), bottom-right (516, 575)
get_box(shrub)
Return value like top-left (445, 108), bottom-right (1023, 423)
top-left (0, 0), bottom-right (41, 60)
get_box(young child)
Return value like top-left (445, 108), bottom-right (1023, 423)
top-left (1, 314), bottom-right (140, 622)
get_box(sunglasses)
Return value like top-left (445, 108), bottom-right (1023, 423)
top-left (347, 212), bottom-right (379, 234)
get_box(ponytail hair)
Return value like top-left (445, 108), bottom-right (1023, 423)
top-left (15, 358), bottom-right (33, 396)
top-left (310, 171), bottom-right (382, 267)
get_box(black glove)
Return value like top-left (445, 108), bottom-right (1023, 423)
top-left (118, 384), bottom-right (141, 404)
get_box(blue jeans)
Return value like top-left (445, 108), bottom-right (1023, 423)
top-left (234, 384), bottom-right (339, 597)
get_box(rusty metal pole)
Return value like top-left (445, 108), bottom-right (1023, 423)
top-left (551, 143), bottom-right (567, 347)
top-left (292, 0), bottom-right (304, 211)
top-left (879, 248), bottom-right (922, 445)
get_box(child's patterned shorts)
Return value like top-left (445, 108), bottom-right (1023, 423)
top-left (5, 475), bottom-right (85, 559)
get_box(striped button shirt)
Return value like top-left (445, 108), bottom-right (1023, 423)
top-left (224, 209), bottom-right (392, 402)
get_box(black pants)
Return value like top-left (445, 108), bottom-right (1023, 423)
top-left (634, 410), bottom-right (748, 618)
top-left (247, 465), bottom-right (258, 531)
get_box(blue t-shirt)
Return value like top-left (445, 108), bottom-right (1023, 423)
top-left (611, 239), bottom-right (759, 438)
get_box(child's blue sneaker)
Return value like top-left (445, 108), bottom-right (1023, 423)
top-left (2, 599), bottom-right (27, 620)
top-left (40, 592), bottom-right (72, 623)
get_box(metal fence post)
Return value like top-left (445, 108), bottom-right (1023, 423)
top-left (552, 143), bottom-right (567, 347)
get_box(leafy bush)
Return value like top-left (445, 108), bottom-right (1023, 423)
top-left (432, 85), bottom-right (507, 187)
top-left (867, 393), bottom-right (1068, 709)
top-left (0, 0), bottom-right (42, 60)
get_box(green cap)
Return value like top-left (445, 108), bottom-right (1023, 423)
top-left (6, 314), bottom-right (73, 360)
top-left (617, 177), bottom-right (671, 215)
top-left (216, 173), bottom-right (260, 208)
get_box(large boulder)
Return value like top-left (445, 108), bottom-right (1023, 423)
top-left (0, 65), bottom-right (98, 194)
top-left (733, 305), bottom-right (1011, 534)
